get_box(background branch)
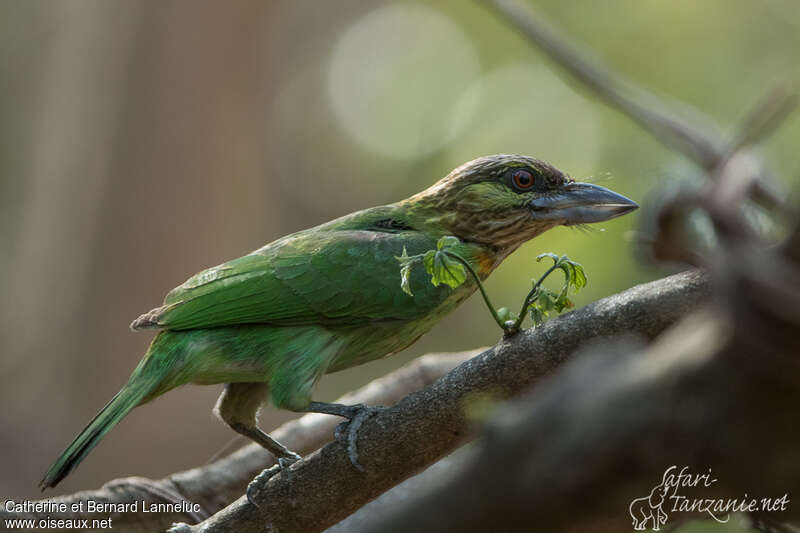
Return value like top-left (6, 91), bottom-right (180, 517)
top-left (485, 0), bottom-right (723, 169)
top-left (484, 0), bottom-right (788, 211)
top-left (7, 4), bottom-right (791, 533)
top-left (346, 7), bottom-right (800, 528)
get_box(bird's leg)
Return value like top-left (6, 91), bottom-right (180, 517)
top-left (214, 383), bottom-right (301, 506)
top-left (304, 401), bottom-right (385, 471)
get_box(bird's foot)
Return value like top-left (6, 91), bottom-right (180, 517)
top-left (332, 404), bottom-right (385, 472)
top-left (246, 453), bottom-right (301, 507)
top-left (304, 401), bottom-right (386, 471)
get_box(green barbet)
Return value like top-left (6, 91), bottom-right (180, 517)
top-left (41, 154), bottom-right (637, 491)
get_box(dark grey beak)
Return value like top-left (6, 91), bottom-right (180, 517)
top-left (529, 182), bottom-right (639, 225)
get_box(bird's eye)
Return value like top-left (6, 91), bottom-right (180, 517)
top-left (512, 169), bottom-right (535, 190)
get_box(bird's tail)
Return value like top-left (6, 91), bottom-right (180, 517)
top-left (40, 337), bottom-right (172, 490)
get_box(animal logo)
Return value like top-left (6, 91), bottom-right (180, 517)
top-left (629, 471), bottom-right (674, 530)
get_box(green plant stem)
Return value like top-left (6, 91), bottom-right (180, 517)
top-left (442, 251), bottom-right (507, 331)
top-left (442, 251), bottom-right (565, 334)
top-left (510, 262), bottom-right (560, 332)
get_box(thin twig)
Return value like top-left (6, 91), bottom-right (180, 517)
top-left (483, 0), bottom-right (724, 169)
top-left (724, 82), bottom-right (799, 158)
top-left (482, 0), bottom-right (787, 211)
top-left (511, 260), bottom-right (559, 332)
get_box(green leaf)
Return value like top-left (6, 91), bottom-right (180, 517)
top-left (395, 246), bottom-right (422, 296)
top-left (399, 262), bottom-right (414, 296)
top-left (395, 237), bottom-right (469, 296)
top-left (422, 249), bottom-right (436, 274)
top-left (527, 253), bottom-right (586, 326)
top-left (395, 246), bottom-right (411, 263)
top-left (395, 239), bottom-right (589, 333)
top-left (528, 304), bottom-right (546, 326)
top-left (535, 253), bottom-right (587, 291)
top-left (537, 288), bottom-right (557, 312)
top-left (552, 289), bottom-right (574, 313)
top-left (496, 307), bottom-right (518, 323)
top-left (572, 265), bottom-right (587, 289)
top-left (525, 279), bottom-right (576, 326)
top-left (536, 252), bottom-right (560, 265)
top-left (423, 249), bottom-right (466, 289)
top-left (557, 255), bottom-right (587, 290)
top-left (437, 235), bottom-right (461, 250)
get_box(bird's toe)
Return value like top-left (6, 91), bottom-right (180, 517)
top-left (341, 405), bottom-right (384, 472)
top-left (246, 464), bottom-right (281, 507)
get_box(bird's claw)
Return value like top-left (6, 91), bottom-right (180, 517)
top-left (333, 405), bottom-right (384, 472)
top-left (282, 451), bottom-right (302, 464)
top-left (246, 453), bottom-right (301, 507)
top-left (246, 464), bottom-right (280, 507)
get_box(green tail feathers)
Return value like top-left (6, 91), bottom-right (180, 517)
top-left (40, 351), bottom-right (166, 490)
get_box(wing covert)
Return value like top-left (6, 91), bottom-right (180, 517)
top-left (131, 230), bottom-right (452, 331)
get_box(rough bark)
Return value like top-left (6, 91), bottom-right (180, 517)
top-left (174, 270), bottom-right (709, 533)
top-left (352, 235), bottom-right (800, 533)
top-left (1, 350), bottom-right (478, 532)
top-left (1, 271), bottom-right (708, 532)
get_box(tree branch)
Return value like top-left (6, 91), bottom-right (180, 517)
top-left (355, 301), bottom-right (800, 532)
top-left (484, 0), bottom-right (724, 169)
top-left (2, 351), bottom-right (478, 532)
top-left (4, 272), bottom-right (709, 533)
top-left (7, 4), bottom-right (791, 533)
top-left (346, 40), bottom-right (800, 530)
top-left (352, 228), bottom-right (800, 533)
top-left (170, 270), bottom-right (708, 532)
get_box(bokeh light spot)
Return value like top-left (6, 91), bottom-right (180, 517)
top-left (328, 3), bottom-right (480, 159)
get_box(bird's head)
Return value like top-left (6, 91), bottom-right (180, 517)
top-left (407, 154), bottom-right (638, 251)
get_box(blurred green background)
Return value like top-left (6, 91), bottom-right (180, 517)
top-left (0, 1), bottom-right (797, 524)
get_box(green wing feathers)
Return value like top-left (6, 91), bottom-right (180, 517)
top-left (131, 230), bottom-right (452, 332)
